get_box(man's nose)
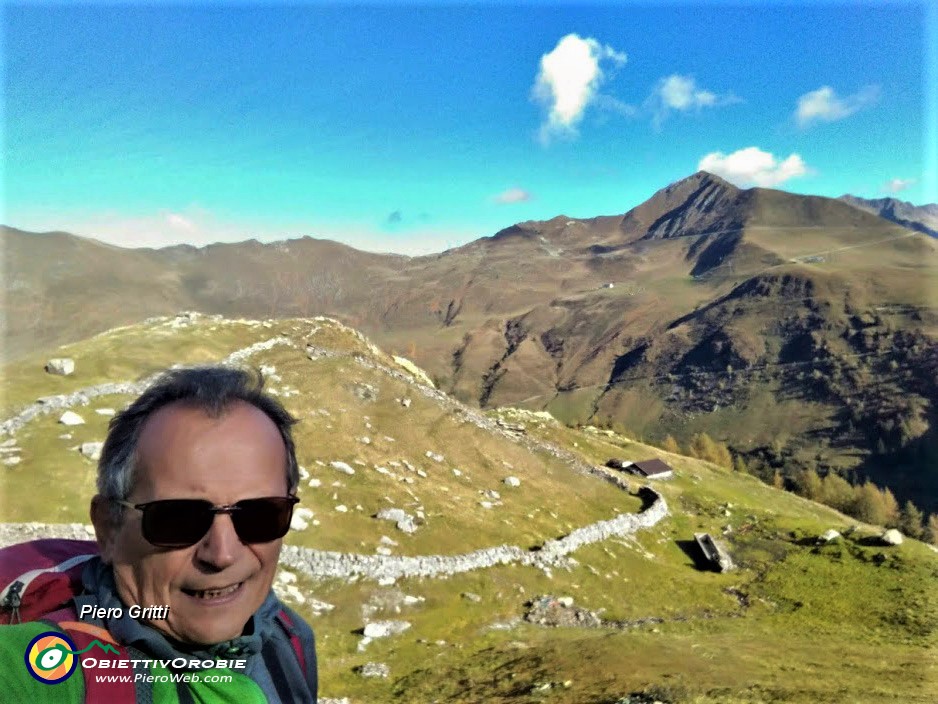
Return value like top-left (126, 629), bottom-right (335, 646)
top-left (195, 513), bottom-right (241, 569)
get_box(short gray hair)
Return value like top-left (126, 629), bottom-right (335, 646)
top-left (98, 365), bottom-right (300, 524)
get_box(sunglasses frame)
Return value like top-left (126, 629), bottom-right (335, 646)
top-left (114, 495), bottom-right (300, 548)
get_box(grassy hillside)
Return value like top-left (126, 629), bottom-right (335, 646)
top-left (1, 314), bottom-right (936, 703)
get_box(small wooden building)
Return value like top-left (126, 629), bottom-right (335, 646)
top-left (629, 459), bottom-right (674, 479)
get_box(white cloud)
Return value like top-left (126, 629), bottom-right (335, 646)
top-left (165, 213), bottom-right (196, 231)
top-left (648, 74), bottom-right (736, 129)
top-left (532, 33), bottom-right (627, 143)
top-left (698, 147), bottom-right (811, 187)
top-left (493, 187), bottom-right (533, 204)
top-left (795, 85), bottom-right (880, 127)
top-left (880, 177), bottom-right (915, 194)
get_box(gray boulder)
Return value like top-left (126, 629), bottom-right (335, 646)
top-left (79, 442), bottom-right (104, 461)
top-left (45, 358), bottom-right (75, 376)
top-left (362, 620), bottom-right (411, 639)
top-left (357, 662), bottom-right (389, 678)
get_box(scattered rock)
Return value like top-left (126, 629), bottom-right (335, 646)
top-left (95, 408), bottom-right (116, 416)
top-left (363, 620), bottom-right (411, 639)
top-left (357, 662), bottom-right (389, 678)
top-left (881, 529), bottom-right (903, 546)
top-left (308, 478), bottom-right (322, 488)
top-left (335, 505), bottom-right (348, 513)
top-left (524, 595), bottom-right (602, 628)
top-left (482, 489), bottom-right (501, 500)
top-left (45, 358), bottom-right (75, 376)
top-left (3, 457), bottom-right (22, 466)
top-left (400, 398), bottom-right (412, 408)
top-left (59, 411), bottom-right (85, 426)
top-left (330, 461), bottom-right (355, 475)
top-left (503, 476), bottom-right (521, 487)
top-left (461, 592), bottom-right (482, 603)
top-left (818, 529), bottom-right (842, 544)
top-left (276, 570), bottom-right (297, 585)
top-left (79, 442), bottom-right (104, 461)
top-left (290, 507), bottom-right (316, 531)
top-left (425, 451), bottom-right (444, 463)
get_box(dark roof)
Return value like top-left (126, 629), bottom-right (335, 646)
top-left (632, 459), bottom-right (674, 476)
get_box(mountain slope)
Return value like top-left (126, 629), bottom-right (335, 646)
top-left (1, 314), bottom-right (936, 703)
top-left (840, 194), bottom-right (938, 238)
top-left (3, 173), bottom-right (937, 514)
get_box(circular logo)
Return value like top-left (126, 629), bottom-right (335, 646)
top-left (24, 631), bottom-right (78, 684)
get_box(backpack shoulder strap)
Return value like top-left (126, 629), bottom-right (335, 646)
top-left (275, 608), bottom-right (307, 678)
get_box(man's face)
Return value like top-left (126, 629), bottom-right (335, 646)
top-left (92, 400), bottom-right (289, 646)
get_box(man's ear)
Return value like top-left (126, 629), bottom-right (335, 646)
top-left (90, 495), bottom-right (118, 563)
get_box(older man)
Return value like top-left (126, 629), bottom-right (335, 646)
top-left (0, 366), bottom-right (317, 702)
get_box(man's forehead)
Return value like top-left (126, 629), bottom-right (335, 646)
top-left (131, 400), bottom-right (288, 497)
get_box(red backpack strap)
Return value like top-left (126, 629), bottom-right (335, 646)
top-left (59, 620), bottom-right (137, 703)
top-left (276, 608), bottom-right (307, 678)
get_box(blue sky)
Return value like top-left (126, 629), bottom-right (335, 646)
top-left (3, 1), bottom-right (935, 254)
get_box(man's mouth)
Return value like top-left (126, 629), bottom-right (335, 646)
top-left (182, 582), bottom-right (244, 600)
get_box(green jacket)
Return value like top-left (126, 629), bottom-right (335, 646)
top-left (0, 558), bottom-right (317, 703)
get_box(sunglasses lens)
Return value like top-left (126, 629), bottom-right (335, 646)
top-left (232, 498), bottom-right (297, 543)
top-left (142, 499), bottom-right (214, 548)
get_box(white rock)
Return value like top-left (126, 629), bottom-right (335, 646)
top-left (425, 451), bottom-right (444, 462)
top-left (59, 411), bottom-right (85, 426)
top-left (379, 535), bottom-right (398, 546)
top-left (483, 489), bottom-right (501, 500)
top-left (363, 620), bottom-right (411, 639)
top-left (330, 461), bottom-right (355, 475)
top-left (307, 478), bottom-right (322, 488)
top-left (276, 570), bottom-right (297, 584)
top-left (79, 442), bottom-right (104, 461)
top-left (416, 469), bottom-right (427, 478)
top-left (45, 358), bottom-right (75, 376)
top-left (401, 398), bottom-right (412, 408)
top-left (286, 585), bottom-right (306, 604)
top-left (881, 529), bottom-right (903, 546)
top-left (376, 547), bottom-right (392, 556)
top-left (0, 439), bottom-right (16, 448)
top-left (378, 577), bottom-right (396, 587)
top-left (479, 501), bottom-right (494, 509)
top-left (299, 466), bottom-right (310, 480)
top-left (818, 529), bottom-right (842, 543)
top-left (403, 595), bottom-right (424, 605)
top-left (358, 662), bottom-right (390, 678)
top-left (58, 434), bottom-right (72, 440)
top-left (359, 436), bottom-right (371, 445)
top-left (452, 468), bottom-right (462, 477)
top-left (3, 457), bottom-right (22, 466)
top-left (95, 408), bottom-right (116, 416)
top-left (290, 507), bottom-right (315, 532)
top-left (504, 476), bottom-right (521, 487)
top-left (335, 505), bottom-right (349, 513)
top-left (309, 598), bottom-right (335, 613)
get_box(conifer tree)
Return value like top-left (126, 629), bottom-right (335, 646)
top-left (899, 501), bottom-right (924, 539)
top-left (660, 435), bottom-right (681, 454)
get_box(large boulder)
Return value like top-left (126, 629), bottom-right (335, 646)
top-left (45, 358), bottom-right (75, 376)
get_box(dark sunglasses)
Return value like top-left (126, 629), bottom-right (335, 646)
top-left (115, 496), bottom-right (300, 548)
